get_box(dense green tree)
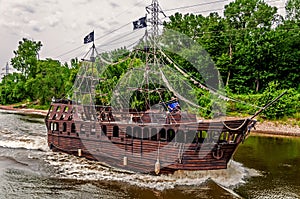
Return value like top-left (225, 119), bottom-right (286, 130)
top-left (273, 21), bottom-right (300, 89)
top-left (0, 38), bottom-right (79, 106)
top-left (11, 38), bottom-right (42, 79)
top-left (162, 0), bottom-right (299, 120)
top-left (255, 82), bottom-right (299, 119)
top-left (164, 0), bottom-right (282, 93)
top-left (286, 0), bottom-right (300, 20)
top-left (0, 73), bottom-right (26, 104)
top-left (165, 12), bottom-right (227, 61)
top-left (224, 0), bottom-right (279, 29)
top-left (223, 0), bottom-right (280, 92)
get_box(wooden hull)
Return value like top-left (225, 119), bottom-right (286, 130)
top-left (45, 101), bottom-right (255, 174)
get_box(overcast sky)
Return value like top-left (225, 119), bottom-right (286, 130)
top-left (0, 0), bottom-right (286, 74)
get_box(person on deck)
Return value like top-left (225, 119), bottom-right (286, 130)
top-left (168, 97), bottom-right (180, 113)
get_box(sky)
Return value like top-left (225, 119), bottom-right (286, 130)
top-left (0, 0), bottom-right (286, 76)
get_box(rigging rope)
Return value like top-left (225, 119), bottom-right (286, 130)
top-left (158, 51), bottom-right (212, 112)
top-left (222, 119), bottom-right (249, 131)
top-left (159, 48), bottom-right (230, 100)
top-left (160, 68), bottom-right (201, 108)
top-left (158, 47), bottom-right (263, 109)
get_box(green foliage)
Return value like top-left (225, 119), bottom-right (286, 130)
top-left (96, 54), bottom-right (135, 105)
top-left (286, 0), bottom-right (300, 20)
top-left (0, 73), bottom-right (26, 104)
top-left (11, 38), bottom-right (42, 79)
top-left (257, 82), bottom-right (299, 119)
top-left (0, 39), bottom-right (78, 106)
top-left (165, 0), bottom-right (299, 94)
top-left (24, 59), bottom-right (72, 104)
top-left (226, 82), bottom-right (299, 120)
top-left (225, 92), bottom-right (260, 116)
top-left (224, 0), bottom-right (278, 29)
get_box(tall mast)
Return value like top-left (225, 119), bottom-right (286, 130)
top-left (143, 0), bottom-right (165, 109)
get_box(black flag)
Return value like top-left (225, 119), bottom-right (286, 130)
top-left (84, 31), bottom-right (94, 44)
top-left (133, 17), bottom-right (147, 30)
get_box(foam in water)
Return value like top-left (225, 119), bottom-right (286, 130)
top-left (44, 152), bottom-right (261, 191)
top-left (0, 130), bottom-right (49, 151)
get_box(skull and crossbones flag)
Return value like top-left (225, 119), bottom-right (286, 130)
top-left (133, 17), bottom-right (147, 30)
top-left (84, 31), bottom-right (94, 44)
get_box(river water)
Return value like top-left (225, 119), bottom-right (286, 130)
top-left (0, 110), bottom-right (299, 199)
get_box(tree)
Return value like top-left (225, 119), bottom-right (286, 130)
top-left (25, 59), bottom-right (74, 105)
top-left (286, 0), bottom-right (300, 21)
top-left (273, 20), bottom-right (300, 90)
top-left (0, 73), bottom-right (26, 104)
top-left (224, 0), bottom-right (278, 29)
top-left (223, 0), bottom-right (279, 92)
top-left (6, 38), bottom-right (80, 105)
top-left (11, 38), bottom-right (42, 79)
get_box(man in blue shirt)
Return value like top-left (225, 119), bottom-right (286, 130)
top-left (168, 97), bottom-right (180, 112)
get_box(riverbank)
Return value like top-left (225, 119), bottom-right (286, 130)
top-left (0, 105), bottom-right (299, 137)
top-left (252, 120), bottom-right (300, 137)
top-left (0, 104), bottom-right (48, 116)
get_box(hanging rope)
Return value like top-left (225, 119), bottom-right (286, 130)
top-left (158, 48), bottom-right (263, 109)
top-left (222, 119), bottom-right (248, 131)
top-left (160, 68), bottom-right (201, 108)
top-left (158, 51), bottom-right (215, 112)
top-left (159, 49), bottom-right (230, 100)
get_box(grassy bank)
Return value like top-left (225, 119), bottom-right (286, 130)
top-left (226, 88), bottom-right (300, 127)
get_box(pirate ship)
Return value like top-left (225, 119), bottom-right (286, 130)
top-left (45, 0), bottom-right (277, 174)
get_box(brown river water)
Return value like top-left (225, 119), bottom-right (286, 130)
top-left (0, 110), bottom-right (299, 199)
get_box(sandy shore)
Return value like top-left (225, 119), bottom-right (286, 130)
top-left (0, 105), bottom-right (299, 137)
top-left (252, 120), bottom-right (300, 137)
top-left (0, 105), bottom-right (48, 116)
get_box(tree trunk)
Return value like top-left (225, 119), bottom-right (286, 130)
top-left (255, 78), bottom-right (259, 92)
top-left (226, 70), bottom-right (231, 87)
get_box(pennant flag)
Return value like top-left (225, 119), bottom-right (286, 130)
top-left (84, 31), bottom-right (94, 44)
top-left (133, 17), bottom-right (147, 30)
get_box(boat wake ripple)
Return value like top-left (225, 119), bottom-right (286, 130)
top-left (44, 152), bottom-right (261, 191)
top-left (0, 130), bottom-right (48, 151)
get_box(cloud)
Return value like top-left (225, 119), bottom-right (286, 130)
top-left (86, 16), bottom-right (106, 29)
top-left (109, 2), bottom-right (120, 8)
top-left (1, 0), bottom-right (224, 68)
top-left (45, 11), bottom-right (62, 27)
top-left (75, 0), bottom-right (95, 5)
top-left (0, 1), bottom-right (37, 31)
top-left (13, 3), bottom-right (36, 14)
top-left (43, 0), bottom-right (58, 3)
top-left (29, 20), bottom-right (44, 32)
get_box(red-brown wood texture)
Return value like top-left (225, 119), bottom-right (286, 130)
top-left (45, 101), bottom-right (254, 174)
